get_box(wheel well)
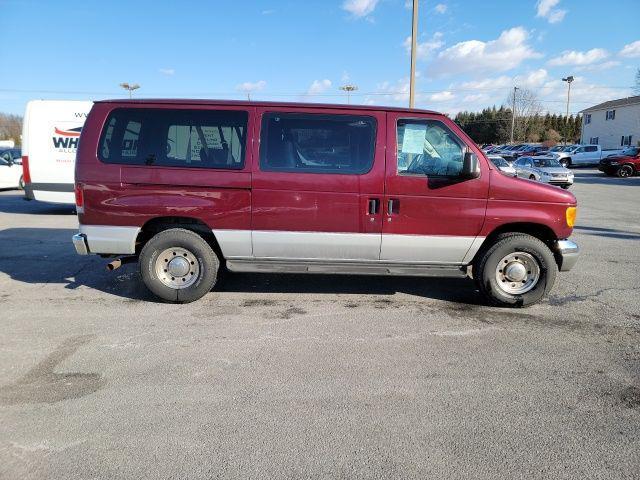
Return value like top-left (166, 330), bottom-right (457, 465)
top-left (473, 223), bottom-right (558, 264)
top-left (136, 216), bottom-right (222, 258)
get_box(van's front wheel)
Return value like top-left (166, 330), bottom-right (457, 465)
top-left (474, 233), bottom-right (557, 307)
top-left (139, 228), bottom-right (219, 303)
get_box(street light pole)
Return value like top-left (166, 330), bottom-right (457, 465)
top-left (562, 76), bottom-right (574, 145)
top-left (340, 84), bottom-right (358, 104)
top-left (409, 0), bottom-right (419, 108)
top-left (119, 82), bottom-right (140, 99)
top-left (510, 86), bottom-right (519, 144)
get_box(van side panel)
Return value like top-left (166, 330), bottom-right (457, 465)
top-left (25, 100), bottom-right (92, 203)
top-left (76, 103), bottom-right (254, 255)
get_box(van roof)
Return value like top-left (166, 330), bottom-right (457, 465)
top-left (94, 98), bottom-right (442, 115)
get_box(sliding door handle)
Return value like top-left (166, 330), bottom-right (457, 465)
top-left (368, 198), bottom-right (380, 215)
top-left (387, 198), bottom-right (399, 215)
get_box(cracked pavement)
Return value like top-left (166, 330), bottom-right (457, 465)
top-left (0, 169), bottom-right (639, 479)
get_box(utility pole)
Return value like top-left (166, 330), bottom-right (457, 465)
top-left (409, 0), bottom-right (419, 108)
top-left (340, 84), bottom-right (358, 104)
top-left (562, 76), bottom-right (574, 145)
top-left (119, 82), bottom-right (140, 99)
top-left (510, 86), bottom-right (519, 143)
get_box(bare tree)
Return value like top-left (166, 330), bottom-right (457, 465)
top-left (0, 113), bottom-right (23, 146)
top-left (505, 88), bottom-right (543, 142)
top-left (634, 68), bottom-right (640, 96)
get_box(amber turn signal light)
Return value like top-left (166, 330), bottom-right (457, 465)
top-left (566, 207), bottom-right (576, 228)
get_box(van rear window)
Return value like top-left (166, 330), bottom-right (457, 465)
top-left (259, 113), bottom-right (376, 175)
top-left (98, 108), bottom-right (248, 169)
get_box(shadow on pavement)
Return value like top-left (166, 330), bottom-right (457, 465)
top-left (0, 193), bottom-right (76, 215)
top-left (0, 227), bottom-right (483, 305)
top-left (574, 225), bottom-right (640, 241)
top-left (572, 171), bottom-right (640, 187)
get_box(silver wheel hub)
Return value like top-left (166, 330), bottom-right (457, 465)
top-left (155, 247), bottom-right (200, 289)
top-left (495, 252), bottom-right (540, 295)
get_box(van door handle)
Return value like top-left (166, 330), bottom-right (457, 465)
top-left (387, 198), bottom-right (399, 215)
top-left (368, 198), bottom-right (380, 215)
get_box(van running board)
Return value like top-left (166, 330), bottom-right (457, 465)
top-left (226, 259), bottom-right (468, 278)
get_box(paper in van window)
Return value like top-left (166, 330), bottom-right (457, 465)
top-left (401, 124), bottom-right (426, 154)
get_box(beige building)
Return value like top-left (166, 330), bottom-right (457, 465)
top-left (580, 95), bottom-right (640, 149)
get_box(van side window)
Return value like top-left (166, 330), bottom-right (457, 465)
top-left (396, 119), bottom-right (465, 177)
top-left (260, 113), bottom-right (376, 174)
top-left (98, 108), bottom-right (248, 169)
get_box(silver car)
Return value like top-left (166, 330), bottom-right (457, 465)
top-left (514, 156), bottom-right (574, 189)
top-left (488, 155), bottom-right (516, 176)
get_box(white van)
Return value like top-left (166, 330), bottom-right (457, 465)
top-left (22, 100), bottom-right (93, 203)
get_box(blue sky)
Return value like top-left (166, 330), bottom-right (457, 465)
top-left (1, 0), bottom-right (638, 116)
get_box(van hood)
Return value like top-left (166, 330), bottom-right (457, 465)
top-left (489, 170), bottom-right (576, 204)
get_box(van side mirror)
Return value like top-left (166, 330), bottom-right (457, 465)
top-left (461, 151), bottom-right (480, 179)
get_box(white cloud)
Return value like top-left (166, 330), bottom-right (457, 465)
top-left (262, 9), bottom-right (275, 15)
top-left (236, 80), bottom-right (266, 93)
top-left (575, 60), bottom-right (621, 72)
top-left (159, 68), bottom-right (175, 76)
top-left (403, 32), bottom-right (444, 59)
top-left (429, 90), bottom-right (454, 102)
top-left (434, 3), bottom-right (447, 14)
top-left (307, 79), bottom-right (332, 95)
top-left (536, 0), bottom-right (567, 24)
top-left (342, 0), bottom-right (379, 18)
top-left (430, 27), bottom-right (542, 77)
top-left (548, 48), bottom-right (609, 66)
top-left (620, 40), bottom-right (640, 58)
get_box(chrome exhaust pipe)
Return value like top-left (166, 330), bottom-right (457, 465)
top-left (106, 256), bottom-right (136, 271)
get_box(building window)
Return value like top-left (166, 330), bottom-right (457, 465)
top-left (589, 137), bottom-right (599, 145)
top-left (621, 135), bottom-right (633, 146)
top-left (605, 110), bottom-right (616, 120)
top-left (584, 113), bottom-right (591, 124)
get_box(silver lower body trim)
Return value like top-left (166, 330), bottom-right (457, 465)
top-left (76, 225), bottom-right (141, 255)
top-left (555, 239), bottom-right (579, 272)
top-left (226, 258), bottom-right (468, 278)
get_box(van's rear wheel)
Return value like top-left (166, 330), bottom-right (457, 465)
top-left (139, 228), bottom-right (219, 303)
top-left (474, 233), bottom-right (557, 307)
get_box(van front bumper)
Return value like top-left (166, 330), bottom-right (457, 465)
top-left (555, 239), bottom-right (579, 272)
top-left (72, 233), bottom-right (89, 255)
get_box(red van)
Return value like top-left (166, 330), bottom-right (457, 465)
top-left (72, 100), bottom-right (579, 306)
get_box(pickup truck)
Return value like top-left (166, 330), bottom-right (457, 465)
top-left (551, 145), bottom-right (623, 167)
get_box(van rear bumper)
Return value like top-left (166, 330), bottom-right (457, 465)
top-left (72, 233), bottom-right (89, 255)
top-left (72, 225), bottom-right (141, 256)
top-left (555, 239), bottom-right (579, 272)
top-left (24, 182), bottom-right (74, 204)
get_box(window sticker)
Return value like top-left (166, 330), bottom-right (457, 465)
top-left (401, 123), bottom-right (427, 154)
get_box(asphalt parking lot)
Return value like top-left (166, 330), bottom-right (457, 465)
top-left (0, 169), bottom-right (639, 479)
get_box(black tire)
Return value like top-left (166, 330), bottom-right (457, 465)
top-left (18, 176), bottom-right (24, 190)
top-left (139, 228), bottom-right (219, 303)
top-left (474, 233), bottom-right (558, 308)
top-left (617, 164), bottom-right (634, 178)
top-left (529, 174), bottom-right (536, 180)
top-left (561, 185), bottom-right (571, 189)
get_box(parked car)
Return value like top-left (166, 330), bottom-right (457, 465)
top-left (551, 144), bottom-right (623, 168)
top-left (487, 155), bottom-right (517, 176)
top-left (598, 146), bottom-right (640, 177)
top-left (0, 152), bottom-right (23, 189)
top-left (503, 144), bottom-right (546, 162)
top-left (72, 99), bottom-right (579, 307)
top-left (514, 156), bottom-right (574, 189)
